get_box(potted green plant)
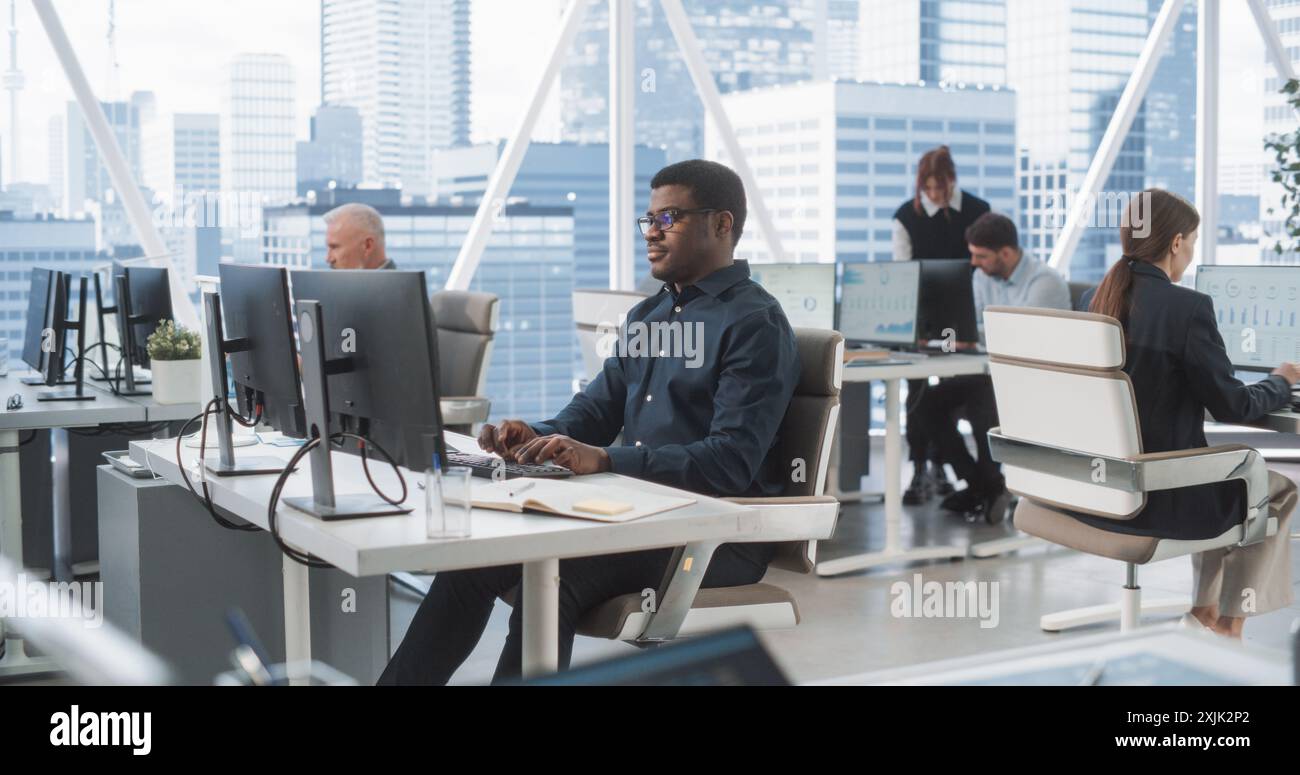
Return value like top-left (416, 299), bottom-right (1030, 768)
top-left (145, 320), bottom-right (202, 405)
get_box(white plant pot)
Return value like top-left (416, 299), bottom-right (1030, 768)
top-left (150, 358), bottom-right (202, 405)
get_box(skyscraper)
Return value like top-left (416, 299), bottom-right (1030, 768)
top-left (62, 90), bottom-right (153, 216)
top-left (296, 104), bottom-right (364, 195)
top-left (47, 115), bottom-right (63, 213)
top-left (320, 0), bottom-right (472, 196)
top-left (819, 0), bottom-right (861, 81)
top-left (859, 0), bottom-right (1007, 86)
top-left (709, 80), bottom-right (1016, 265)
top-left (142, 113), bottom-right (221, 195)
top-left (221, 53), bottom-right (296, 261)
top-left (560, 0), bottom-right (819, 163)
top-left (1007, 0), bottom-right (1193, 282)
top-left (431, 141), bottom-right (665, 290)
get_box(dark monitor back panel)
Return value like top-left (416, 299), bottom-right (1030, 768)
top-left (916, 259), bottom-right (979, 344)
top-left (123, 267), bottom-right (173, 367)
top-left (288, 269), bottom-right (445, 469)
top-left (22, 268), bottom-right (55, 372)
top-left (218, 263), bottom-right (304, 435)
top-left (44, 273), bottom-right (71, 386)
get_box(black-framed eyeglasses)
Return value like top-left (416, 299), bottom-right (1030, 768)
top-left (636, 208), bottom-right (719, 236)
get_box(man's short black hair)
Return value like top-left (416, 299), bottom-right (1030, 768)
top-left (650, 159), bottom-right (747, 246)
top-left (965, 212), bottom-right (1020, 253)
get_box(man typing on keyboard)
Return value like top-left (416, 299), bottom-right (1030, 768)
top-left (379, 160), bottom-right (800, 685)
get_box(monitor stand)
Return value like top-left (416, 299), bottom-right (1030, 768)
top-left (283, 299), bottom-right (410, 520)
top-left (200, 290), bottom-right (286, 477)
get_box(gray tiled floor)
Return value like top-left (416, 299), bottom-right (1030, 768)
top-left (388, 462), bottom-right (1300, 685)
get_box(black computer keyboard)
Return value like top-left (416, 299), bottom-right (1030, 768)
top-left (445, 451), bottom-right (573, 479)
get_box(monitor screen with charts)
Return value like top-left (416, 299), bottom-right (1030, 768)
top-left (838, 261), bottom-right (920, 346)
top-left (1195, 265), bottom-right (1300, 371)
top-left (749, 262), bottom-right (836, 329)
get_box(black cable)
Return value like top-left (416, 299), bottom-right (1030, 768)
top-left (175, 399), bottom-right (259, 532)
top-left (266, 430), bottom-right (409, 568)
top-left (18, 430), bottom-right (37, 446)
top-left (266, 437), bottom-right (333, 568)
top-left (342, 431), bottom-right (407, 507)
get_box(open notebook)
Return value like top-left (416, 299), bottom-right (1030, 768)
top-left (444, 478), bottom-right (695, 523)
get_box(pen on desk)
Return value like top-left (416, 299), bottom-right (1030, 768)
top-left (509, 480), bottom-right (536, 498)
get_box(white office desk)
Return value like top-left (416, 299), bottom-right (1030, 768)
top-left (0, 371), bottom-right (174, 678)
top-left (817, 353), bottom-right (989, 576)
top-left (128, 430), bottom-right (789, 678)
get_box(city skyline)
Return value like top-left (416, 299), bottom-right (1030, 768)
top-left (0, 0), bottom-right (1274, 194)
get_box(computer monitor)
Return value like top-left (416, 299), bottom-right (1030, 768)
top-left (109, 265), bottom-right (173, 395)
top-left (199, 264), bottom-right (305, 476)
top-left (916, 259), bottom-right (979, 345)
top-left (837, 261), bottom-right (920, 347)
top-left (24, 270), bottom-right (94, 402)
top-left (749, 262), bottom-right (836, 329)
top-left (286, 269), bottom-right (447, 519)
top-left (21, 267), bottom-right (57, 381)
top-left (1195, 264), bottom-right (1300, 371)
top-left (217, 263), bottom-right (305, 437)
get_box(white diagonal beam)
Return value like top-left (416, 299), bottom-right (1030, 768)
top-left (609, 0), bottom-right (635, 290)
top-left (1047, 0), bottom-right (1186, 276)
top-left (659, 0), bottom-right (787, 262)
top-left (446, 0), bottom-right (593, 290)
top-left (31, 0), bottom-right (197, 328)
top-left (1195, 0), bottom-right (1219, 266)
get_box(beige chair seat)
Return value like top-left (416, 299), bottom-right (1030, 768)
top-left (577, 583), bottom-right (800, 641)
top-left (1015, 499), bottom-right (1278, 566)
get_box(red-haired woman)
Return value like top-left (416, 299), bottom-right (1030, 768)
top-left (892, 145), bottom-right (990, 504)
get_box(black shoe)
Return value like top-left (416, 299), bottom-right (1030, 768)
top-left (982, 487), bottom-right (1011, 526)
top-left (940, 486), bottom-right (983, 513)
top-left (929, 461), bottom-right (955, 496)
top-left (903, 468), bottom-right (932, 505)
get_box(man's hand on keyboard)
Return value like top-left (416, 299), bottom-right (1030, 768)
top-left (477, 419), bottom-right (538, 461)
top-left (513, 434), bottom-right (611, 475)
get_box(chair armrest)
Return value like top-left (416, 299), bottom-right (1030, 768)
top-left (988, 430), bottom-right (1271, 546)
top-left (718, 496), bottom-right (839, 542)
top-left (439, 396), bottom-right (491, 426)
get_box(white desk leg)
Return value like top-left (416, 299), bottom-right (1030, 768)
top-left (522, 558), bottom-right (559, 678)
top-left (51, 428), bottom-right (72, 583)
top-left (282, 554), bottom-right (312, 685)
top-left (0, 428), bottom-right (58, 680)
top-left (817, 377), bottom-right (967, 577)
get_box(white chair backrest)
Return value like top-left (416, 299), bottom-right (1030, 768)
top-left (573, 289), bottom-right (649, 380)
top-left (983, 306), bottom-right (1144, 518)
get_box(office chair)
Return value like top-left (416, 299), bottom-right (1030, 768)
top-left (1067, 281), bottom-right (1094, 312)
top-left (571, 289), bottom-right (650, 385)
top-left (572, 328), bottom-right (843, 642)
top-left (430, 290), bottom-right (499, 432)
top-left (983, 306), bottom-right (1280, 632)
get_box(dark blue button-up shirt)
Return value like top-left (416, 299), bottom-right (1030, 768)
top-left (532, 260), bottom-right (799, 498)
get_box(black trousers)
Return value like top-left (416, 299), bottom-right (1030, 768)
top-left (914, 374), bottom-right (1003, 494)
top-left (378, 544), bottom-right (770, 685)
top-left (905, 378), bottom-right (938, 465)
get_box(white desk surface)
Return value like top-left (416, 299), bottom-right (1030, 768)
top-left (841, 352), bottom-right (988, 382)
top-left (129, 431), bottom-right (781, 578)
top-left (0, 372), bottom-right (150, 431)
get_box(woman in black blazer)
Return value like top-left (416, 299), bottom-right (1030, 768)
top-left (1081, 188), bottom-right (1297, 638)
top-left (892, 146), bottom-right (991, 504)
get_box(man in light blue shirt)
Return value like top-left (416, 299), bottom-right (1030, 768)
top-left (970, 215), bottom-right (1071, 339)
top-left (916, 212), bottom-right (1071, 523)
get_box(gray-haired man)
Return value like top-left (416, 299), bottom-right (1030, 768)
top-left (323, 202), bottom-right (395, 270)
